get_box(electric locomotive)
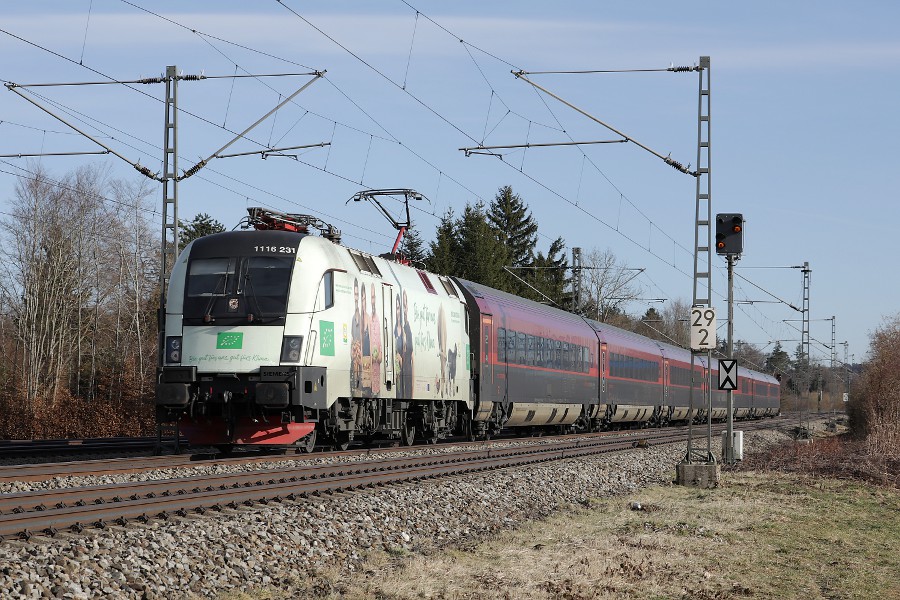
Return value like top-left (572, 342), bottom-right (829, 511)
top-left (156, 208), bottom-right (472, 452)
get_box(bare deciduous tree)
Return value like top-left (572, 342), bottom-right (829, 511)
top-left (577, 248), bottom-right (641, 322)
top-left (659, 298), bottom-right (691, 348)
top-left (0, 164), bottom-right (158, 437)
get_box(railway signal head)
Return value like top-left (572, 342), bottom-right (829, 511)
top-left (715, 213), bottom-right (744, 255)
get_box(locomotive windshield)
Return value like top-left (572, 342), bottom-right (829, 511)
top-left (183, 255), bottom-right (294, 325)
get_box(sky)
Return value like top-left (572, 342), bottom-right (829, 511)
top-left (1, 1), bottom-right (897, 365)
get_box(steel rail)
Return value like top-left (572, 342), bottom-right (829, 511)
top-left (0, 437), bottom-right (179, 459)
top-left (1, 433), bottom-right (684, 514)
top-left (0, 428), bottom-right (662, 481)
top-left (0, 417), bottom-right (789, 482)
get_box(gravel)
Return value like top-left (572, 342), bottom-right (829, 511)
top-left (0, 427), bottom-right (793, 599)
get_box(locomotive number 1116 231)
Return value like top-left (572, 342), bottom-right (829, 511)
top-left (253, 246), bottom-right (296, 254)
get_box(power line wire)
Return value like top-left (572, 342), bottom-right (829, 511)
top-left (4, 5), bottom-right (828, 348)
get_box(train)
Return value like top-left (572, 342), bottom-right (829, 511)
top-left (155, 207), bottom-right (780, 452)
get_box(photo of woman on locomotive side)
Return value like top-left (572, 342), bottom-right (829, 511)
top-left (361, 283), bottom-right (372, 395)
top-left (369, 284), bottom-right (382, 396)
top-left (402, 289), bottom-right (414, 398)
top-left (351, 278), bottom-right (362, 395)
top-left (394, 295), bottom-right (405, 399)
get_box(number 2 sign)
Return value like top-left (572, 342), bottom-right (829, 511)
top-left (690, 307), bottom-right (717, 351)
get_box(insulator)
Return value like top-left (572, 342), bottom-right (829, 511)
top-left (665, 157), bottom-right (697, 176)
top-left (180, 160), bottom-right (207, 180)
top-left (137, 77), bottom-right (166, 84)
top-left (668, 65), bottom-right (697, 73)
top-left (181, 74), bottom-right (205, 81)
top-left (133, 164), bottom-right (159, 181)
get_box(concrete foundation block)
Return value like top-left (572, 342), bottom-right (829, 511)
top-left (675, 462), bottom-right (720, 488)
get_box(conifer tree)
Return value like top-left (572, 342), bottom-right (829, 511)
top-left (455, 201), bottom-right (508, 288)
top-left (426, 208), bottom-right (460, 276)
top-left (179, 213), bottom-right (225, 252)
top-left (528, 236), bottom-right (569, 306)
top-left (488, 186), bottom-right (538, 295)
top-left (398, 224), bottom-right (427, 268)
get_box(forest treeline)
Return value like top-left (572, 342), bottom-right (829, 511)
top-left (0, 166), bottom-right (892, 454)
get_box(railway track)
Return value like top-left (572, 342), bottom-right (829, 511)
top-left (0, 419), bottom-right (790, 542)
top-left (0, 436), bottom-right (181, 460)
top-left (0, 417), bottom-right (791, 483)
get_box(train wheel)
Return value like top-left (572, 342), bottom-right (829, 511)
top-left (400, 422), bottom-right (416, 446)
top-left (298, 430), bottom-right (317, 454)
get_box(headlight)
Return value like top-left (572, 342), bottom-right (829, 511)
top-left (166, 336), bottom-right (182, 364)
top-left (280, 336), bottom-right (303, 363)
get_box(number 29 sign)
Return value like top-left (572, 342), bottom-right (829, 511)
top-left (690, 307), bottom-right (717, 351)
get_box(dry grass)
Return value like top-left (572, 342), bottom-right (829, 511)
top-left (229, 468), bottom-right (900, 600)
top-left (739, 433), bottom-right (900, 489)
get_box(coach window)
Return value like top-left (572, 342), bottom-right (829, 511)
top-left (323, 271), bottom-right (334, 309)
top-left (498, 328), bottom-right (507, 363)
top-left (517, 332), bottom-right (526, 364)
top-left (439, 276), bottom-right (458, 298)
top-left (417, 270), bottom-right (437, 294)
top-left (526, 335), bottom-right (535, 365)
top-left (364, 256), bottom-right (382, 277)
top-left (349, 250), bottom-right (368, 272)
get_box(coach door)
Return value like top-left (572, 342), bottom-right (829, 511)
top-left (382, 284), bottom-right (394, 388)
top-left (599, 342), bottom-right (607, 406)
top-left (481, 314), bottom-right (493, 392)
top-left (664, 359), bottom-right (670, 404)
top-left (599, 342), bottom-right (607, 399)
top-left (472, 313), bottom-right (494, 421)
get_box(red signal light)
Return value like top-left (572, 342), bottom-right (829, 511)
top-left (716, 213), bottom-right (744, 255)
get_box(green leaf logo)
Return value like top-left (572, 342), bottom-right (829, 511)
top-left (216, 332), bottom-right (243, 349)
